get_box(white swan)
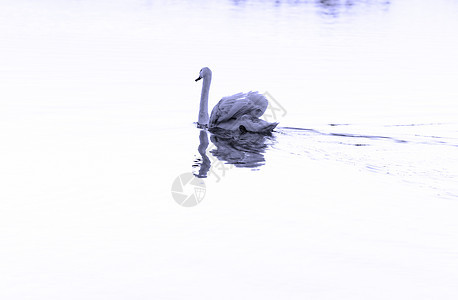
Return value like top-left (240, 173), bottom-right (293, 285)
top-left (195, 67), bottom-right (278, 133)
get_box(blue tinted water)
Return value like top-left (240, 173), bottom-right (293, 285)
top-left (1, 0), bottom-right (458, 299)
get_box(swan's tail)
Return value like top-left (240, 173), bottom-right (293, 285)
top-left (240, 115), bottom-right (278, 133)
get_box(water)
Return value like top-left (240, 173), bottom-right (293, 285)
top-left (1, 0), bottom-right (458, 299)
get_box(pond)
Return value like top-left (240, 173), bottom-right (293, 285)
top-left (1, 0), bottom-right (458, 299)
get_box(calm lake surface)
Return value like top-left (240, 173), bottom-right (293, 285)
top-left (1, 0), bottom-right (458, 299)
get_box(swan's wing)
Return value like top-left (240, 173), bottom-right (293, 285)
top-left (210, 93), bottom-right (250, 125)
top-left (209, 91), bottom-right (268, 127)
top-left (244, 91), bottom-right (268, 118)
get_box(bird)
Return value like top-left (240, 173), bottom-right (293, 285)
top-left (195, 67), bottom-right (278, 133)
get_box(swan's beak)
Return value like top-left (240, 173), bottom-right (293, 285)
top-left (195, 76), bottom-right (202, 82)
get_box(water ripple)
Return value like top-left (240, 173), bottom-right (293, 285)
top-left (274, 123), bottom-right (458, 199)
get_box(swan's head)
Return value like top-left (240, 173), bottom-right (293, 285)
top-left (195, 67), bottom-right (212, 82)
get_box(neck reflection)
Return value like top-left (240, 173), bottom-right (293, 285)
top-left (193, 130), bottom-right (211, 178)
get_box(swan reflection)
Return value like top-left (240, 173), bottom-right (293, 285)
top-left (209, 129), bottom-right (275, 168)
top-left (193, 128), bottom-right (276, 179)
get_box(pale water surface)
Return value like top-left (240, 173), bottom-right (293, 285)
top-left (1, 0), bottom-right (458, 299)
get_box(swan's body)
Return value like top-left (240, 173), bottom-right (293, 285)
top-left (196, 67), bottom-right (278, 133)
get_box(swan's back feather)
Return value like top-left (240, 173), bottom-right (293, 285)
top-left (209, 91), bottom-right (268, 128)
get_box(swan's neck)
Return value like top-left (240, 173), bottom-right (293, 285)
top-left (198, 75), bottom-right (211, 126)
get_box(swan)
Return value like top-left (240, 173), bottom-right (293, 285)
top-left (195, 67), bottom-right (278, 133)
